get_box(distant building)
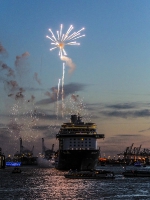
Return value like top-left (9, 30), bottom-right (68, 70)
top-left (13, 138), bottom-right (37, 165)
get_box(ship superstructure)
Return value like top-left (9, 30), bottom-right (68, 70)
top-left (56, 114), bottom-right (105, 170)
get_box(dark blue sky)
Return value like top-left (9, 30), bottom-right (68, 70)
top-left (1, 0), bottom-right (150, 156)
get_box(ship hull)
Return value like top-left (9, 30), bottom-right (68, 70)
top-left (56, 150), bottom-right (99, 170)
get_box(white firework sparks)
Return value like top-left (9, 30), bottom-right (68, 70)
top-left (61, 63), bottom-right (65, 117)
top-left (56, 78), bottom-right (61, 119)
top-left (46, 24), bottom-right (85, 57)
top-left (57, 78), bottom-right (61, 102)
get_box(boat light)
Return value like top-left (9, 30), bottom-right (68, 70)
top-left (6, 162), bottom-right (21, 167)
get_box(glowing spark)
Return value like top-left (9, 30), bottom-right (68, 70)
top-left (56, 78), bottom-right (61, 118)
top-left (62, 63), bottom-right (65, 117)
top-left (46, 24), bottom-right (85, 57)
top-left (57, 78), bottom-right (61, 101)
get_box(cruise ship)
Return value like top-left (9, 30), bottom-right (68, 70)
top-left (56, 114), bottom-right (105, 170)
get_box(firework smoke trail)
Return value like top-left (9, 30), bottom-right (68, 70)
top-left (62, 63), bottom-right (65, 117)
top-left (46, 24), bottom-right (85, 57)
top-left (46, 24), bottom-right (85, 118)
top-left (60, 56), bottom-right (75, 74)
top-left (56, 78), bottom-right (61, 119)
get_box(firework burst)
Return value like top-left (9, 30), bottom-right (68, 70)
top-left (46, 24), bottom-right (85, 57)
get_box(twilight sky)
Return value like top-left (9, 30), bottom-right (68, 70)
top-left (1, 0), bottom-right (150, 157)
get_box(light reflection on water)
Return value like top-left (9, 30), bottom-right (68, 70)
top-left (0, 166), bottom-right (150, 200)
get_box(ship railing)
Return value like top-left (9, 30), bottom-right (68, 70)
top-left (67, 147), bottom-right (97, 150)
top-left (57, 132), bottom-right (99, 136)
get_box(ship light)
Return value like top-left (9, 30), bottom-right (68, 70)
top-left (81, 138), bottom-right (84, 141)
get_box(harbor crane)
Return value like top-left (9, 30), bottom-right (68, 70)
top-left (118, 143), bottom-right (150, 163)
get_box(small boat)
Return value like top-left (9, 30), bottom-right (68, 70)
top-left (122, 169), bottom-right (150, 177)
top-left (12, 167), bottom-right (22, 173)
top-left (64, 169), bottom-right (115, 179)
top-left (134, 161), bottom-right (141, 167)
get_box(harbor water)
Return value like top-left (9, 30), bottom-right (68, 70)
top-left (0, 165), bottom-right (150, 200)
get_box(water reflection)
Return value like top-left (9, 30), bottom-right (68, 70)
top-left (0, 166), bottom-right (150, 199)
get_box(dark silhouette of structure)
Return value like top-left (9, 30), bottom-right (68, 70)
top-left (118, 143), bottom-right (150, 164)
top-left (42, 138), bottom-right (55, 159)
top-left (13, 138), bottom-right (37, 165)
top-left (0, 147), bottom-right (5, 169)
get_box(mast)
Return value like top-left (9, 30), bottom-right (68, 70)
top-left (42, 138), bottom-right (45, 155)
top-left (20, 138), bottom-right (23, 154)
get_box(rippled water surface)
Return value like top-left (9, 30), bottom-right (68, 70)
top-left (0, 166), bottom-right (150, 200)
